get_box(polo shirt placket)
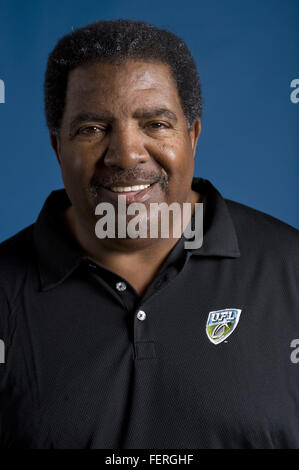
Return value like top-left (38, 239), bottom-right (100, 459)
top-left (83, 227), bottom-right (193, 362)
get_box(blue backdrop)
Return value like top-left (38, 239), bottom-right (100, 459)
top-left (0, 0), bottom-right (298, 242)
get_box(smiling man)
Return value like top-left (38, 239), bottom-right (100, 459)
top-left (52, 57), bottom-right (201, 295)
top-left (1, 19), bottom-right (299, 449)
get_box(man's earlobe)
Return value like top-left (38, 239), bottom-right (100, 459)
top-left (50, 131), bottom-right (62, 166)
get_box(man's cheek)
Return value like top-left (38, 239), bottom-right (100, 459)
top-left (61, 151), bottom-right (90, 176)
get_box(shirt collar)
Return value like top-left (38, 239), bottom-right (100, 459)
top-left (33, 190), bottom-right (83, 291)
top-left (187, 177), bottom-right (240, 258)
top-left (33, 177), bottom-right (240, 291)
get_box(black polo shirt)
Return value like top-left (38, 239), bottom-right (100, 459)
top-left (0, 177), bottom-right (299, 449)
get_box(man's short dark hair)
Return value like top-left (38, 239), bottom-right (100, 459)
top-left (44, 19), bottom-right (203, 134)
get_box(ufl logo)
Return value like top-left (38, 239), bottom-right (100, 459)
top-left (206, 308), bottom-right (242, 345)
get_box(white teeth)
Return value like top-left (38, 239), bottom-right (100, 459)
top-left (110, 184), bottom-right (151, 192)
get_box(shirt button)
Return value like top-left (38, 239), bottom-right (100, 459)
top-left (116, 281), bottom-right (127, 292)
top-left (88, 262), bottom-right (97, 269)
top-left (136, 310), bottom-right (146, 321)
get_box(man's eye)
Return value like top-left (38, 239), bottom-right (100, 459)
top-left (77, 126), bottom-right (104, 135)
top-left (147, 122), bottom-right (169, 130)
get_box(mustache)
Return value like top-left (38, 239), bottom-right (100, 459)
top-left (89, 168), bottom-right (168, 191)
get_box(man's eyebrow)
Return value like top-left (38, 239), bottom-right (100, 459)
top-left (69, 107), bottom-right (178, 130)
top-left (132, 107), bottom-right (178, 123)
top-left (70, 112), bottom-right (113, 130)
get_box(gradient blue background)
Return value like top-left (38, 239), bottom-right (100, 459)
top-left (0, 0), bottom-right (298, 242)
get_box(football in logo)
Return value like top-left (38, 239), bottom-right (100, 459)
top-left (206, 308), bottom-right (242, 345)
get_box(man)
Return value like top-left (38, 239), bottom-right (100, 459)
top-left (0, 19), bottom-right (299, 449)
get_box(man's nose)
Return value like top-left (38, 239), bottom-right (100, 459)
top-left (103, 123), bottom-right (149, 168)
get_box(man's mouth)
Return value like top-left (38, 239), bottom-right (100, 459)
top-left (99, 182), bottom-right (158, 203)
top-left (109, 183), bottom-right (151, 193)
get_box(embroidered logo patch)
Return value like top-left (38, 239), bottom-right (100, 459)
top-left (206, 308), bottom-right (242, 345)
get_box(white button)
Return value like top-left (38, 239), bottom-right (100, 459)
top-left (137, 310), bottom-right (146, 321)
top-left (116, 281), bottom-right (127, 292)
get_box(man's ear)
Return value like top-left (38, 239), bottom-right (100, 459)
top-left (189, 118), bottom-right (201, 158)
top-left (50, 131), bottom-right (62, 166)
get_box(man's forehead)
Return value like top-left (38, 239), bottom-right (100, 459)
top-left (66, 60), bottom-right (177, 94)
top-left (64, 60), bottom-right (183, 121)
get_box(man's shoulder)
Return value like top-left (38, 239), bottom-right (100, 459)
top-left (0, 225), bottom-right (35, 290)
top-left (225, 198), bottom-right (299, 253)
top-left (0, 224), bottom-right (34, 257)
